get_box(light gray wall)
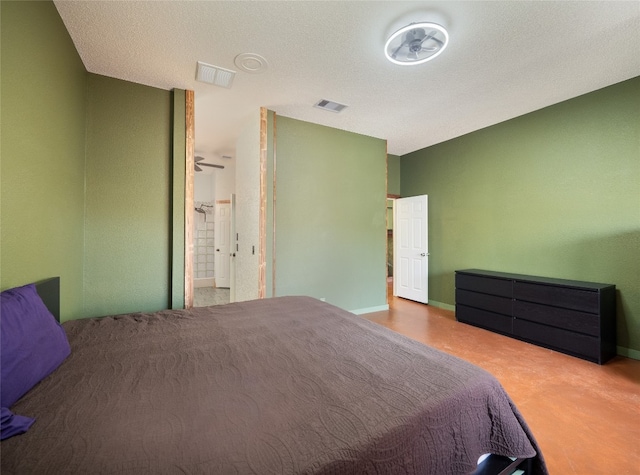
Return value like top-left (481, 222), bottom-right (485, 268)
top-left (234, 111), bottom-right (262, 302)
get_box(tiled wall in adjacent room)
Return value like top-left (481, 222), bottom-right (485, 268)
top-left (194, 202), bottom-right (215, 279)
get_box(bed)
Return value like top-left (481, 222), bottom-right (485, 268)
top-left (1, 278), bottom-right (548, 474)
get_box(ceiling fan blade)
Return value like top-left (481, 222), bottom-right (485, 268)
top-left (421, 31), bottom-right (443, 47)
top-left (194, 164), bottom-right (202, 171)
top-left (199, 163), bottom-right (224, 169)
top-left (391, 38), bottom-right (410, 59)
top-left (195, 156), bottom-right (206, 163)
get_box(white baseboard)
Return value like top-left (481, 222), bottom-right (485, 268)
top-left (351, 304), bottom-right (390, 315)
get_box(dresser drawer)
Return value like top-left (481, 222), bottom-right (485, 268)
top-left (456, 273), bottom-right (512, 298)
top-left (513, 281), bottom-right (599, 313)
top-left (456, 304), bottom-right (513, 335)
top-left (454, 269), bottom-right (615, 364)
top-left (456, 289), bottom-right (512, 316)
top-left (513, 300), bottom-right (599, 336)
top-left (513, 319), bottom-right (600, 362)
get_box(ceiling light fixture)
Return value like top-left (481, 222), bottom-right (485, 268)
top-left (234, 53), bottom-right (269, 74)
top-left (384, 22), bottom-right (449, 66)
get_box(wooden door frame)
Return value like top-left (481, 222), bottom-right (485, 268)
top-left (258, 108), bottom-right (267, 298)
top-left (184, 104), bottom-right (270, 306)
top-left (386, 193), bottom-right (400, 301)
top-left (184, 90), bottom-right (195, 308)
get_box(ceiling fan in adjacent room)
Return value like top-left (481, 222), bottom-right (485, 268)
top-left (195, 156), bottom-right (224, 171)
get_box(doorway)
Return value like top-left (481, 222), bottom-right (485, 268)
top-left (184, 97), bottom-right (267, 308)
top-left (192, 175), bottom-right (232, 307)
top-left (393, 194), bottom-right (429, 304)
top-left (386, 194), bottom-right (399, 297)
top-left (214, 201), bottom-right (231, 288)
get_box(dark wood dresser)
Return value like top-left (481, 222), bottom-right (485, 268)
top-left (455, 269), bottom-right (616, 364)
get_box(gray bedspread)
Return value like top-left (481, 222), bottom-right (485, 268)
top-left (2, 296), bottom-right (547, 474)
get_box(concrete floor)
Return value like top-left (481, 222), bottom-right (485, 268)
top-left (364, 291), bottom-right (640, 474)
top-left (193, 286), bottom-right (230, 307)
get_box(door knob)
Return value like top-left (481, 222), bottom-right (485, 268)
top-left (420, 252), bottom-right (429, 256)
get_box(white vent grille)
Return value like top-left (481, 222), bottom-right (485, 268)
top-left (314, 99), bottom-right (348, 113)
top-left (196, 61), bottom-right (236, 88)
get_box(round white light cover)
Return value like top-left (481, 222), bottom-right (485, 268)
top-left (385, 22), bottom-right (449, 66)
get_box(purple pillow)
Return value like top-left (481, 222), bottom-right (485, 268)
top-left (1, 407), bottom-right (34, 440)
top-left (1, 283), bottom-right (70, 408)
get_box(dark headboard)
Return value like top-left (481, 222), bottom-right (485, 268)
top-left (35, 277), bottom-right (60, 323)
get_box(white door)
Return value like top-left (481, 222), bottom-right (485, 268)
top-left (229, 194), bottom-right (236, 302)
top-left (214, 202), bottom-right (231, 288)
top-left (394, 195), bottom-right (429, 303)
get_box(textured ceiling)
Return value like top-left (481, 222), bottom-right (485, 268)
top-left (54, 1), bottom-right (640, 158)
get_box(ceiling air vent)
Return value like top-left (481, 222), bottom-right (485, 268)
top-left (314, 99), bottom-right (347, 113)
top-left (196, 61), bottom-right (236, 88)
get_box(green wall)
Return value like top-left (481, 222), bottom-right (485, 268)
top-left (84, 74), bottom-right (172, 318)
top-left (401, 77), bottom-right (640, 356)
top-left (274, 117), bottom-right (388, 313)
top-left (1, 1), bottom-right (185, 320)
top-left (171, 90), bottom-right (186, 309)
top-left (387, 154), bottom-right (401, 196)
top-left (1, 0), bottom-right (87, 319)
